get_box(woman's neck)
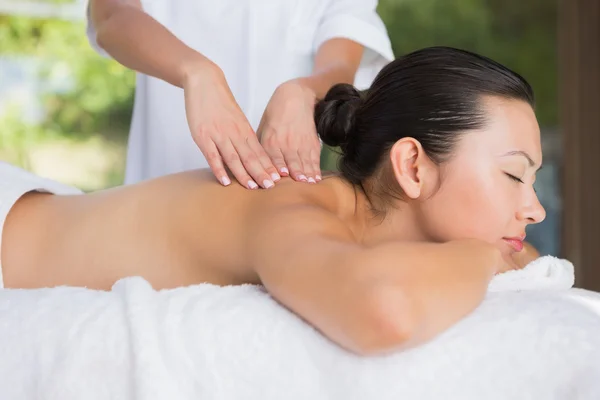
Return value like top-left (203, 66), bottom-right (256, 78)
top-left (324, 176), bottom-right (429, 246)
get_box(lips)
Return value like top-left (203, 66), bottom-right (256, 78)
top-left (503, 237), bottom-right (525, 252)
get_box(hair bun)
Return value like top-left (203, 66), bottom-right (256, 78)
top-left (314, 83), bottom-right (363, 149)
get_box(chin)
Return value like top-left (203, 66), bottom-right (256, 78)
top-left (511, 242), bottom-right (541, 269)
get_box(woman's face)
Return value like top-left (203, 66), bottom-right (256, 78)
top-left (418, 97), bottom-right (546, 259)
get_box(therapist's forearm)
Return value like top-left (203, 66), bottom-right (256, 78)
top-left (93, 4), bottom-right (217, 88)
top-left (294, 38), bottom-right (364, 99)
top-left (296, 64), bottom-right (359, 100)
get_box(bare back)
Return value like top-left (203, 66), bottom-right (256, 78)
top-left (2, 170), bottom-right (351, 290)
top-left (1, 169), bottom-right (535, 354)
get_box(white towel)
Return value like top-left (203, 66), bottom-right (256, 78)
top-left (488, 255), bottom-right (575, 292)
top-left (0, 256), bottom-right (599, 400)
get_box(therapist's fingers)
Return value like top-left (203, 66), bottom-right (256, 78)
top-left (264, 146), bottom-right (288, 178)
top-left (299, 139), bottom-right (322, 183)
top-left (198, 139), bottom-right (231, 186)
top-left (247, 134), bottom-right (282, 183)
top-left (281, 149), bottom-right (307, 182)
top-left (299, 149), bottom-right (317, 183)
top-left (307, 126), bottom-right (323, 182)
top-left (230, 133), bottom-right (277, 189)
top-left (260, 129), bottom-right (289, 177)
top-left (311, 146), bottom-right (322, 182)
top-left (213, 137), bottom-right (260, 189)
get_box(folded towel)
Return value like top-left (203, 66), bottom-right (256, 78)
top-left (488, 255), bottom-right (575, 292)
top-left (0, 255), bottom-right (599, 400)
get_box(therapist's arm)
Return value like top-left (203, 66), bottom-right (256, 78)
top-left (258, 39), bottom-right (364, 183)
top-left (90, 0), bottom-right (212, 88)
top-left (299, 38), bottom-right (364, 99)
top-left (89, 0), bottom-right (279, 190)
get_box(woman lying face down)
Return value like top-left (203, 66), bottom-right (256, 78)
top-left (1, 46), bottom-right (545, 355)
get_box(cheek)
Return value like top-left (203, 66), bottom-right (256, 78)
top-left (419, 166), bottom-right (513, 242)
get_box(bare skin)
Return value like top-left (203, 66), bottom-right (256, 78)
top-left (2, 172), bottom-right (540, 291)
top-left (1, 171), bottom-right (504, 354)
top-left (3, 171), bottom-right (326, 291)
top-left (2, 171), bottom-right (504, 287)
top-left (0, 98), bottom-right (545, 355)
top-left (0, 177), bottom-right (531, 355)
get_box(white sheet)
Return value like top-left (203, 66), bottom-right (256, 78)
top-left (0, 256), bottom-right (599, 400)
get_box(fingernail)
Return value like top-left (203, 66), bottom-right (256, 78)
top-left (248, 180), bottom-right (258, 189)
top-left (308, 177), bottom-right (316, 183)
top-left (263, 179), bottom-right (274, 189)
top-left (281, 167), bottom-right (289, 175)
top-left (298, 174), bottom-right (307, 181)
top-left (315, 175), bottom-right (322, 181)
top-left (271, 172), bottom-right (281, 182)
top-left (221, 176), bottom-right (231, 186)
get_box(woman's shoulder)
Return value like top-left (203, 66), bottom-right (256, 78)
top-left (242, 174), bottom-right (360, 245)
top-left (148, 169), bottom-right (351, 226)
top-left (254, 174), bottom-right (347, 213)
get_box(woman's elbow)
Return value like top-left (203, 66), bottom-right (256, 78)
top-left (345, 284), bottom-right (419, 356)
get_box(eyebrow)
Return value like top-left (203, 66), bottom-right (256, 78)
top-left (501, 150), bottom-right (543, 171)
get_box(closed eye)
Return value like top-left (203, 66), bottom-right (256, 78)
top-left (506, 173), bottom-right (538, 194)
top-left (505, 173), bottom-right (524, 184)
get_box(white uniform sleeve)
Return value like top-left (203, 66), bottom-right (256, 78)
top-left (313, 0), bottom-right (394, 89)
top-left (85, 1), bottom-right (112, 58)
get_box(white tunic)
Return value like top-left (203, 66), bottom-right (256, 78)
top-left (86, 0), bottom-right (394, 184)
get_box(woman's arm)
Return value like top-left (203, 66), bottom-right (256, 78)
top-left (248, 204), bottom-right (502, 356)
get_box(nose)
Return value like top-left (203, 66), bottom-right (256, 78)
top-left (517, 191), bottom-right (546, 224)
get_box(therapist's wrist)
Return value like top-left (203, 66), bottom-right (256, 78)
top-left (293, 65), bottom-right (358, 100)
top-left (180, 56), bottom-right (224, 89)
top-left (289, 77), bottom-right (320, 100)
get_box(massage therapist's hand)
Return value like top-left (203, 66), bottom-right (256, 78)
top-left (257, 79), bottom-right (323, 183)
top-left (182, 62), bottom-right (280, 189)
